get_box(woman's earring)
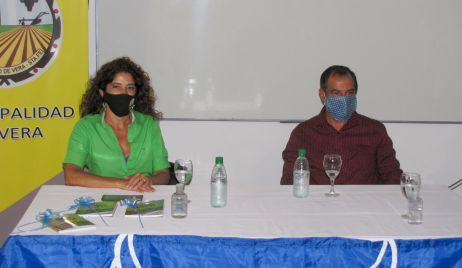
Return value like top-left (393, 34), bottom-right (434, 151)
top-left (129, 99), bottom-right (135, 111)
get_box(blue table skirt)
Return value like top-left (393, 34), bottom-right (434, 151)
top-left (1, 235), bottom-right (462, 267)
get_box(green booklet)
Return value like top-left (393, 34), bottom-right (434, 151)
top-left (75, 201), bottom-right (117, 217)
top-left (46, 214), bottom-right (96, 233)
top-left (101, 194), bottom-right (143, 202)
top-left (125, 200), bottom-right (164, 217)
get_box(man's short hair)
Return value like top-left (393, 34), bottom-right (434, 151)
top-left (320, 65), bottom-right (358, 92)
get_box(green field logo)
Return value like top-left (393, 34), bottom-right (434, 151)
top-left (0, 0), bottom-right (62, 88)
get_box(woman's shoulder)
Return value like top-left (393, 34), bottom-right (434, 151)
top-left (71, 113), bottom-right (103, 132)
top-left (78, 113), bottom-right (103, 124)
top-left (133, 111), bottom-right (159, 125)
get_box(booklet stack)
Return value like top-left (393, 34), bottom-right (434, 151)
top-left (75, 201), bottom-right (118, 217)
top-left (45, 214), bottom-right (96, 233)
top-left (125, 200), bottom-right (164, 217)
top-left (101, 194), bottom-right (143, 202)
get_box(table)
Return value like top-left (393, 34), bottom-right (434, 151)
top-left (1, 184), bottom-right (462, 267)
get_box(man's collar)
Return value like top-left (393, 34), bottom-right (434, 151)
top-left (315, 107), bottom-right (361, 130)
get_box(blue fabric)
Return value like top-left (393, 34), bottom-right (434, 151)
top-left (396, 238), bottom-right (462, 267)
top-left (0, 235), bottom-right (119, 268)
top-left (1, 235), bottom-right (462, 267)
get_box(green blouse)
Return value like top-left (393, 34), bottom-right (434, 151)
top-left (63, 111), bottom-right (169, 179)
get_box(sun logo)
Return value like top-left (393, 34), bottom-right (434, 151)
top-left (0, 0), bottom-right (62, 88)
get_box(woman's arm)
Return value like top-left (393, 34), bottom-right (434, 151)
top-left (64, 163), bottom-right (154, 192)
top-left (150, 169), bottom-right (170, 185)
top-left (124, 169), bottom-right (169, 190)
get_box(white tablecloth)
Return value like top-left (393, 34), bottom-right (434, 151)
top-left (13, 184), bottom-right (462, 240)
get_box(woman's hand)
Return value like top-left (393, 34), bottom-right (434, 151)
top-left (124, 173), bottom-right (155, 192)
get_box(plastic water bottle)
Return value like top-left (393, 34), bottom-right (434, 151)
top-left (211, 156), bottom-right (227, 207)
top-left (293, 148), bottom-right (309, 198)
top-left (171, 183), bottom-right (188, 218)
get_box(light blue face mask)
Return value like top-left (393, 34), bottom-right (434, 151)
top-left (325, 95), bottom-right (357, 121)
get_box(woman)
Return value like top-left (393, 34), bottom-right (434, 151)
top-left (63, 57), bottom-right (170, 192)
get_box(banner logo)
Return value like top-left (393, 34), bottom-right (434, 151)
top-left (0, 0), bottom-right (62, 88)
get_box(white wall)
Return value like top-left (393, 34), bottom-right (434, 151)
top-left (161, 120), bottom-right (290, 188)
top-left (97, 0), bottom-right (462, 122)
top-left (386, 123), bottom-right (462, 186)
top-left (160, 121), bottom-right (462, 188)
top-left (92, 1), bottom-right (462, 188)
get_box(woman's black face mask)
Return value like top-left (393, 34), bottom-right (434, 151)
top-left (103, 92), bottom-right (134, 117)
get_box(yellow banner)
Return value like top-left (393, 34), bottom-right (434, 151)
top-left (0, 0), bottom-right (88, 212)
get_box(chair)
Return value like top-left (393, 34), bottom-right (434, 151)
top-left (449, 179), bottom-right (462, 191)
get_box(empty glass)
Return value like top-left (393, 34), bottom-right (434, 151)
top-left (323, 154), bottom-right (342, 197)
top-left (400, 172), bottom-right (421, 218)
top-left (408, 196), bottom-right (423, 224)
top-left (400, 173), bottom-right (409, 218)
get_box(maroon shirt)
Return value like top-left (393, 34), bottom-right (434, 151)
top-left (281, 108), bottom-right (402, 185)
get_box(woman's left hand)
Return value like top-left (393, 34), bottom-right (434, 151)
top-left (125, 173), bottom-right (154, 192)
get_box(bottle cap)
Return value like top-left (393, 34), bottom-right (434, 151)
top-left (215, 156), bottom-right (224, 164)
top-left (297, 148), bottom-right (306, 157)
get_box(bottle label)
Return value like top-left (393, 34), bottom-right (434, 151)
top-left (293, 170), bottom-right (309, 198)
top-left (211, 181), bottom-right (227, 207)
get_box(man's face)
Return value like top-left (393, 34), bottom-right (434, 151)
top-left (319, 74), bottom-right (356, 103)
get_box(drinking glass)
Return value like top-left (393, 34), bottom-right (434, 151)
top-left (174, 159), bottom-right (193, 185)
top-left (323, 154), bottom-right (342, 197)
top-left (400, 172), bottom-right (421, 218)
top-left (400, 173), bottom-right (409, 218)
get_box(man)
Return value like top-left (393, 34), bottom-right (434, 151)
top-left (281, 65), bottom-right (402, 185)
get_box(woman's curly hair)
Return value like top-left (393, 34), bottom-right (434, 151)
top-left (79, 57), bottom-right (162, 120)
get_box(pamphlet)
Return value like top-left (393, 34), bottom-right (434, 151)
top-left (75, 201), bottom-right (117, 217)
top-left (101, 194), bottom-right (143, 202)
top-left (46, 214), bottom-right (96, 233)
top-left (125, 200), bottom-right (164, 217)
